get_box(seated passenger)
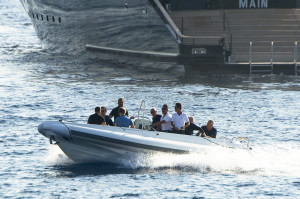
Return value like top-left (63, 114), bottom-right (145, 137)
top-left (159, 104), bottom-right (173, 132)
top-left (100, 106), bottom-right (114, 126)
top-left (196, 120), bottom-right (217, 138)
top-left (87, 106), bottom-right (106, 125)
top-left (171, 103), bottom-right (190, 134)
top-left (185, 116), bottom-right (202, 135)
top-left (115, 107), bottom-right (135, 128)
top-left (150, 108), bottom-right (162, 131)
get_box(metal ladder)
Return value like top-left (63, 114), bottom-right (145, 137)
top-left (249, 42), bottom-right (274, 75)
top-left (294, 42), bottom-right (300, 76)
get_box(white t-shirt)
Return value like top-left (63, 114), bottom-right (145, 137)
top-left (171, 112), bottom-right (189, 129)
top-left (160, 113), bottom-right (172, 131)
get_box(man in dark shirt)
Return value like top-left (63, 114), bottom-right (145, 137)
top-left (150, 108), bottom-right (162, 130)
top-left (185, 116), bottom-right (201, 135)
top-left (196, 120), bottom-right (217, 138)
top-left (109, 98), bottom-right (129, 122)
top-left (87, 106), bottom-right (105, 125)
top-left (100, 106), bottom-right (114, 126)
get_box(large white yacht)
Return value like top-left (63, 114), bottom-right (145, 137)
top-left (20, 0), bottom-right (300, 74)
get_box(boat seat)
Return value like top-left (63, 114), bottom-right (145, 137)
top-left (134, 119), bottom-right (152, 130)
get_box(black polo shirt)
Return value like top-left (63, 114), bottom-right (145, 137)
top-left (152, 114), bottom-right (162, 130)
top-left (109, 106), bottom-right (129, 122)
top-left (201, 126), bottom-right (217, 138)
top-left (152, 114), bottom-right (162, 124)
top-left (88, 113), bottom-right (105, 125)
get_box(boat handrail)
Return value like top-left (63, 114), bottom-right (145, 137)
top-left (233, 137), bottom-right (250, 147)
top-left (137, 100), bottom-right (146, 121)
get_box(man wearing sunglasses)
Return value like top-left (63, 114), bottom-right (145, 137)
top-left (150, 108), bottom-right (162, 131)
top-left (100, 106), bottom-right (114, 126)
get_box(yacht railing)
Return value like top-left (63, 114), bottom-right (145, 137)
top-left (219, 0), bottom-right (233, 54)
top-left (152, 0), bottom-right (225, 44)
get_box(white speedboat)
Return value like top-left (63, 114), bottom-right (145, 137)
top-left (37, 120), bottom-right (251, 164)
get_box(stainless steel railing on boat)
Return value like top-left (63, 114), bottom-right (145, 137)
top-left (249, 41), bottom-right (274, 75)
top-left (134, 100), bottom-right (152, 130)
top-left (233, 137), bottom-right (250, 148)
top-left (294, 42), bottom-right (300, 76)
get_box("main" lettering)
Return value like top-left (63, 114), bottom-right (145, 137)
top-left (239, 0), bottom-right (268, 8)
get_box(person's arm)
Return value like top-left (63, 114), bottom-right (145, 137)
top-left (151, 121), bottom-right (161, 128)
top-left (196, 127), bottom-right (206, 136)
top-left (182, 121), bottom-right (190, 130)
top-left (129, 120), bottom-right (134, 128)
top-left (212, 129), bottom-right (217, 138)
top-left (114, 118), bottom-right (118, 127)
top-left (182, 115), bottom-right (190, 129)
top-left (160, 120), bottom-right (166, 124)
top-left (160, 115), bottom-right (169, 125)
top-left (109, 108), bottom-right (115, 119)
top-left (108, 118), bottom-right (114, 126)
top-left (99, 116), bottom-right (106, 125)
top-left (171, 121), bottom-right (178, 131)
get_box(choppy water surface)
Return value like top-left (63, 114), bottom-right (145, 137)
top-left (1, 1), bottom-right (300, 198)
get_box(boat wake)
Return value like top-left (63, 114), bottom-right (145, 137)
top-left (45, 144), bottom-right (300, 177)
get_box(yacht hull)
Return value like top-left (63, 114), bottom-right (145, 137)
top-left (19, 0), bottom-right (184, 71)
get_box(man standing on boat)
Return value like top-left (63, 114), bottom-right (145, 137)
top-left (171, 103), bottom-right (190, 134)
top-left (87, 106), bottom-right (106, 125)
top-left (109, 98), bottom-right (129, 122)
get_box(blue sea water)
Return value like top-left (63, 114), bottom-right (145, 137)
top-left (1, 0), bottom-right (300, 198)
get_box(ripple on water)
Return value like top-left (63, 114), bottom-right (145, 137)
top-left (110, 193), bottom-right (141, 198)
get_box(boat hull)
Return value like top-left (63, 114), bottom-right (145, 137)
top-left (38, 121), bottom-right (251, 164)
top-left (19, 0), bottom-right (184, 71)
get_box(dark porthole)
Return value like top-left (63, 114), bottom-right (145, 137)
top-left (58, 17), bottom-right (61, 23)
top-left (46, 16), bottom-right (49, 21)
top-left (32, 13), bottom-right (35, 18)
top-left (41, 15), bottom-right (44, 20)
top-left (36, 14), bottom-right (39, 20)
top-left (52, 16), bottom-right (55, 22)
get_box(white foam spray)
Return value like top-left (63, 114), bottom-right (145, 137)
top-left (45, 145), bottom-right (72, 165)
top-left (121, 144), bottom-right (300, 177)
top-left (44, 143), bottom-right (300, 177)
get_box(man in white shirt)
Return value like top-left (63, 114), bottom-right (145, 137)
top-left (160, 104), bottom-right (173, 132)
top-left (171, 103), bottom-right (190, 134)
